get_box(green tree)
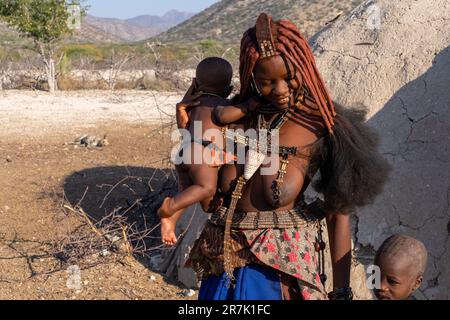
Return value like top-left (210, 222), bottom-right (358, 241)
top-left (0, 0), bottom-right (87, 92)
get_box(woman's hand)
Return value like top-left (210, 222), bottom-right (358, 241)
top-left (176, 78), bottom-right (203, 129)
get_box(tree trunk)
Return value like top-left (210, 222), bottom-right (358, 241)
top-left (38, 41), bottom-right (58, 93)
top-left (46, 57), bottom-right (57, 93)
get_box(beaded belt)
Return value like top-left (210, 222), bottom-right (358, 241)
top-left (210, 205), bottom-right (322, 230)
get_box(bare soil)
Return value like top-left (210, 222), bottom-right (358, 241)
top-left (0, 90), bottom-right (198, 300)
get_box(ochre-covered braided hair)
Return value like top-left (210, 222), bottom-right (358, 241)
top-left (239, 13), bottom-right (336, 134)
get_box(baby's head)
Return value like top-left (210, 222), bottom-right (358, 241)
top-left (195, 57), bottom-right (233, 98)
top-left (374, 234), bottom-right (428, 300)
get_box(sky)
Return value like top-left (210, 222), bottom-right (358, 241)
top-left (86, 0), bottom-right (220, 19)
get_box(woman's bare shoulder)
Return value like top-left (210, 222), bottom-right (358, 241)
top-left (281, 115), bottom-right (324, 151)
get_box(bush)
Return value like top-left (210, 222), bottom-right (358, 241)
top-left (63, 44), bottom-right (105, 61)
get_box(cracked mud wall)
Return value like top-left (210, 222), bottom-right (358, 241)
top-left (312, 0), bottom-right (450, 299)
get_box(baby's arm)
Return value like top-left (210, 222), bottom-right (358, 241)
top-left (214, 97), bottom-right (261, 125)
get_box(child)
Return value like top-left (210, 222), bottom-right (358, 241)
top-left (373, 234), bottom-right (428, 300)
top-left (158, 57), bottom-right (260, 245)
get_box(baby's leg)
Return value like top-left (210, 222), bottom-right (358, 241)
top-left (158, 164), bottom-right (191, 217)
top-left (159, 163), bottom-right (218, 245)
top-left (170, 163), bottom-right (219, 212)
top-left (159, 165), bottom-right (191, 245)
top-left (159, 144), bottom-right (219, 245)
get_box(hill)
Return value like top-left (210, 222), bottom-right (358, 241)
top-left (158, 0), bottom-right (364, 42)
top-left (0, 10), bottom-right (195, 45)
top-left (86, 10), bottom-right (195, 42)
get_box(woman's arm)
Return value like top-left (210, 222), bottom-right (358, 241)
top-left (326, 213), bottom-right (352, 290)
top-left (176, 101), bottom-right (199, 129)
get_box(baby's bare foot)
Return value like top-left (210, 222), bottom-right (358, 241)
top-left (160, 213), bottom-right (178, 246)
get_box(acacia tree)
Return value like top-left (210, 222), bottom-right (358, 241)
top-left (0, 0), bottom-right (87, 92)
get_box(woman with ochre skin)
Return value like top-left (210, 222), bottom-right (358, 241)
top-left (177, 13), bottom-right (391, 300)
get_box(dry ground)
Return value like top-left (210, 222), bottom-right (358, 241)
top-left (0, 90), bottom-right (198, 300)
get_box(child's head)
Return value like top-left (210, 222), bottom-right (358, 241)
top-left (374, 234), bottom-right (428, 300)
top-left (195, 57), bottom-right (233, 98)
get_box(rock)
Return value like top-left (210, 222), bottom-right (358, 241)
top-left (70, 134), bottom-right (109, 148)
top-left (105, 234), bottom-right (121, 243)
top-left (179, 289), bottom-right (196, 297)
top-left (312, 0), bottom-right (450, 299)
top-left (6, 156), bottom-right (12, 162)
top-left (112, 240), bottom-right (130, 254)
top-left (149, 254), bottom-right (162, 271)
top-left (142, 70), bottom-right (157, 89)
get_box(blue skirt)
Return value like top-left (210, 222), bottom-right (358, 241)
top-left (198, 264), bottom-right (283, 300)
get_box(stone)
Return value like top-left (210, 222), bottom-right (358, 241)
top-left (142, 70), bottom-right (157, 89)
top-left (179, 289), bottom-right (196, 297)
top-left (149, 254), bottom-right (162, 271)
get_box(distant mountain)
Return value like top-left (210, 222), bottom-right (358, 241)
top-left (0, 10), bottom-right (195, 45)
top-left (84, 10), bottom-right (195, 42)
top-left (83, 15), bottom-right (154, 42)
top-left (157, 0), bottom-right (365, 42)
top-left (74, 18), bottom-right (124, 43)
top-left (127, 10), bottom-right (195, 29)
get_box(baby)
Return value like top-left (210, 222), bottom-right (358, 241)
top-left (373, 234), bottom-right (428, 300)
top-left (157, 57), bottom-right (259, 245)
